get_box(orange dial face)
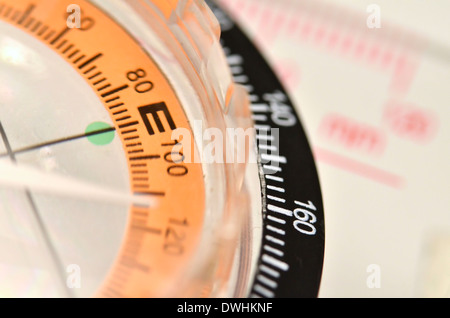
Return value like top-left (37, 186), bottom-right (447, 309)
top-left (0, 0), bottom-right (205, 297)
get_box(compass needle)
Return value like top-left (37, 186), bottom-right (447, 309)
top-left (0, 160), bottom-right (154, 207)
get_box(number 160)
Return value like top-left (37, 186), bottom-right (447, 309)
top-left (293, 200), bottom-right (317, 236)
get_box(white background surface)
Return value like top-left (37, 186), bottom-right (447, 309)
top-left (219, 0), bottom-right (450, 298)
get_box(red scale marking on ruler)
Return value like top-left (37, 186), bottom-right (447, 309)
top-left (220, 0), bottom-right (424, 187)
top-left (222, 0), bottom-right (422, 93)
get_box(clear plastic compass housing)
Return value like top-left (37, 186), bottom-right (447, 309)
top-left (115, 0), bottom-right (261, 297)
top-left (0, 0), bottom-right (261, 298)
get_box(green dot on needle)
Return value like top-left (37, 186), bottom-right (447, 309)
top-left (85, 122), bottom-right (115, 146)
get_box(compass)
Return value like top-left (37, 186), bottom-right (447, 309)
top-left (0, 0), bottom-right (324, 298)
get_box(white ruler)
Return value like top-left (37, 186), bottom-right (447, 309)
top-left (219, 0), bottom-right (450, 297)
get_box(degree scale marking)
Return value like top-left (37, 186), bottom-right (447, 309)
top-left (0, 0), bottom-right (206, 297)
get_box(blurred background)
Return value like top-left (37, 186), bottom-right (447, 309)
top-left (217, 0), bottom-right (450, 297)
